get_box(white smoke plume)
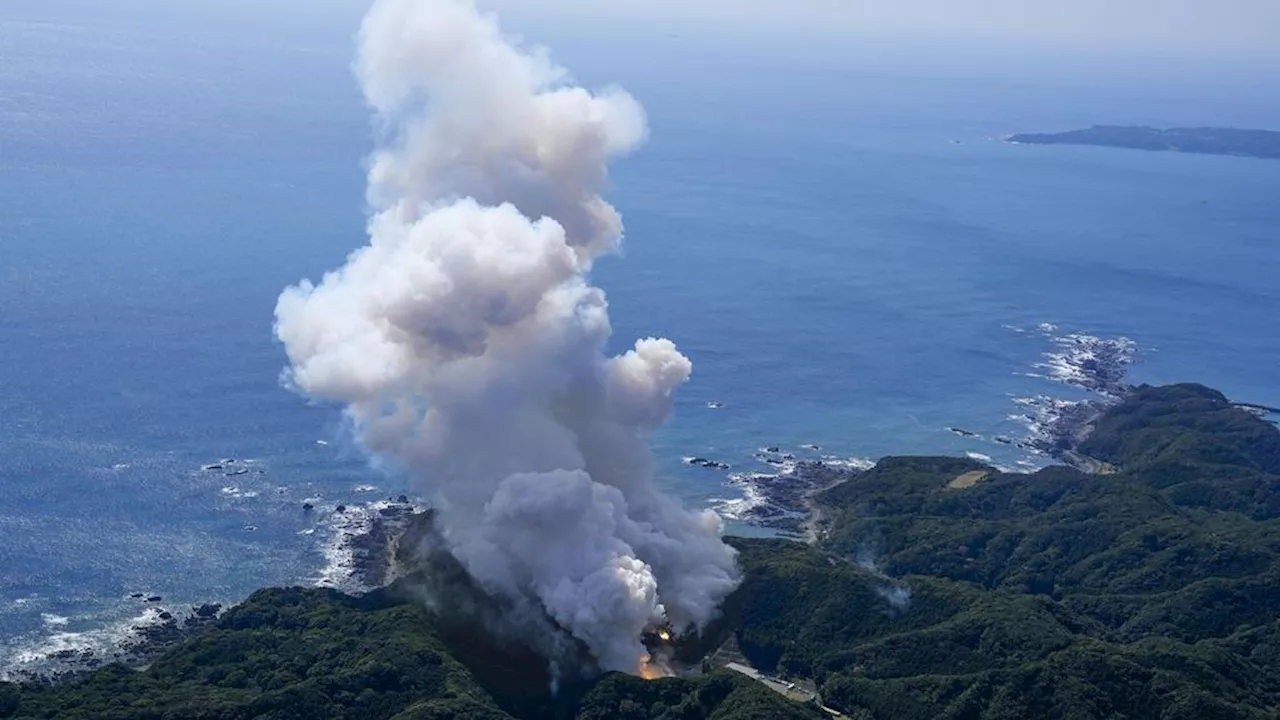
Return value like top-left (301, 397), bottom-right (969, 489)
top-left (274, 0), bottom-right (740, 675)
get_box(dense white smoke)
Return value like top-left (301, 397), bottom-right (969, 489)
top-left (274, 0), bottom-right (740, 674)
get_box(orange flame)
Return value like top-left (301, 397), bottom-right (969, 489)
top-left (639, 655), bottom-right (672, 680)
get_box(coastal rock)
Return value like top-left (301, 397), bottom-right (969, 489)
top-left (7, 602), bottom-right (226, 684)
top-left (717, 458), bottom-right (870, 536)
top-left (1006, 329), bottom-right (1139, 471)
top-left (194, 603), bottom-right (221, 618)
top-left (315, 501), bottom-right (433, 592)
top-left (684, 457), bottom-right (731, 470)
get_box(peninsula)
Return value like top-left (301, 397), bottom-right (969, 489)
top-left (1008, 125), bottom-right (1280, 160)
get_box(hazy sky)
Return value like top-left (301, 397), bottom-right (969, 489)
top-left (486, 0), bottom-right (1280, 61)
top-left (12, 0), bottom-right (1277, 62)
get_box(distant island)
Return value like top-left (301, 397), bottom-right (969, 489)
top-left (5, 382), bottom-right (1280, 719)
top-left (1008, 125), bottom-right (1280, 160)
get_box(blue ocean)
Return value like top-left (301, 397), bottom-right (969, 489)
top-left (2, 2), bottom-right (1279, 671)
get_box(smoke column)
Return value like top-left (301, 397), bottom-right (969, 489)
top-left (274, 0), bottom-right (740, 674)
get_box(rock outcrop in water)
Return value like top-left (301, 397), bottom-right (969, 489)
top-left (1008, 329), bottom-right (1139, 472)
top-left (315, 497), bottom-right (427, 592)
top-left (3, 603), bottom-right (223, 685)
top-left (719, 456), bottom-right (871, 536)
top-left (4, 495), bottom-right (428, 686)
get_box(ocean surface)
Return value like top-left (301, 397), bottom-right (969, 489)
top-left (3, 3), bottom-right (1280, 673)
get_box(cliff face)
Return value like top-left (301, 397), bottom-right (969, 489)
top-left (5, 383), bottom-right (1280, 719)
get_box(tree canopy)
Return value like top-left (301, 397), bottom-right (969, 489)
top-left (5, 383), bottom-right (1279, 719)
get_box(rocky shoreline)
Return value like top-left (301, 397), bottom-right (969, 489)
top-left (4, 496), bottom-right (431, 686)
top-left (1008, 329), bottom-right (1138, 472)
top-left (717, 454), bottom-right (871, 537)
top-left (315, 497), bottom-right (425, 592)
top-left (4, 327), bottom-right (1204, 683)
top-left (711, 328), bottom-right (1141, 535)
top-left (3, 602), bottom-right (223, 685)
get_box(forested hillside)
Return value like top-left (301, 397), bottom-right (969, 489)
top-left (0, 587), bottom-right (819, 720)
top-left (4, 384), bottom-right (1278, 719)
top-left (721, 384), bottom-right (1280, 718)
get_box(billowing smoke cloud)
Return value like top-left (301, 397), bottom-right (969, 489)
top-left (274, 0), bottom-right (740, 674)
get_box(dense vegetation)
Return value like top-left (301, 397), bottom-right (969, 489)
top-left (4, 383), bottom-right (1278, 719)
top-left (718, 384), bottom-right (1280, 718)
top-left (0, 587), bottom-right (818, 720)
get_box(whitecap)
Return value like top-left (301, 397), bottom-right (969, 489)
top-left (709, 482), bottom-right (769, 521)
top-left (1, 606), bottom-right (172, 682)
top-left (311, 500), bottom-right (417, 593)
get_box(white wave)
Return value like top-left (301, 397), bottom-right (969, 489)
top-left (0, 607), bottom-right (170, 681)
top-left (41, 614), bottom-right (70, 628)
top-left (311, 500), bottom-right (418, 593)
top-left (353, 484), bottom-right (379, 494)
top-left (1033, 332), bottom-right (1136, 397)
top-left (313, 504), bottom-right (380, 593)
top-left (709, 483), bottom-right (768, 522)
top-left (219, 485), bottom-right (260, 499)
top-left (823, 457), bottom-right (876, 471)
top-left (713, 456), bottom-right (872, 526)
